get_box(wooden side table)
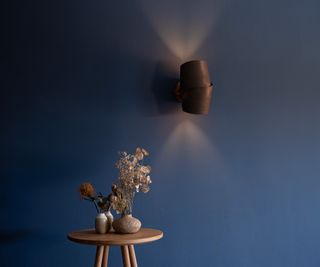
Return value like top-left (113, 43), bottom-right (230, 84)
top-left (68, 228), bottom-right (163, 267)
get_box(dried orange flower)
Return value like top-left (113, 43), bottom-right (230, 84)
top-left (79, 182), bottom-right (96, 199)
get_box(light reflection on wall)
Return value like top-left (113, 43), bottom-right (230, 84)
top-left (138, 0), bottom-right (222, 60)
top-left (155, 116), bottom-right (225, 178)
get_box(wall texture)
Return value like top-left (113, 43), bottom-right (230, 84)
top-left (1, 0), bottom-right (320, 266)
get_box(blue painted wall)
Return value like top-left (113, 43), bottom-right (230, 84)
top-left (2, 0), bottom-right (320, 266)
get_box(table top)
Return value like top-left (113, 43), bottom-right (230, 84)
top-left (68, 228), bottom-right (163, 246)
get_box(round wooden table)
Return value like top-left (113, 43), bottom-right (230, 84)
top-left (68, 228), bottom-right (163, 267)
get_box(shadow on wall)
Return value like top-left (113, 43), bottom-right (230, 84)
top-left (139, 61), bottom-right (181, 116)
top-left (0, 230), bottom-right (32, 243)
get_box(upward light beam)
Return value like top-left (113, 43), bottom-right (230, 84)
top-left (138, 0), bottom-right (222, 60)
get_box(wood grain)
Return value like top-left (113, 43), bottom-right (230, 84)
top-left (102, 246), bottom-right (109, 267)
top-left (68, 228), bottom-right (163, 246)
top-left (121, 246), bottom-right (131, 267)
top-left (94, 246), bottom-right (104, 267)
top-left (128, 245), bottom-right (137, 267)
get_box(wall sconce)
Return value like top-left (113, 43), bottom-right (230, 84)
top-left (174, 60), bottom-right (213, 115)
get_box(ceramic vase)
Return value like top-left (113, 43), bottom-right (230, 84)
top-left (95, 213), bottom-right (108, 234)
top-left (105, 211), bottom-right (114, 232)
top-left (112, 214), bottom-right (141, 234)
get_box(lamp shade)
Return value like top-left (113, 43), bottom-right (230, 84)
top-left (180, 60), bottom-right (213, 114)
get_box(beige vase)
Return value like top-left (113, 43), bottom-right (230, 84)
top-left (95, 213), bottom-right (108, 234)
top-left (112, 214), bottom-right (141, 234)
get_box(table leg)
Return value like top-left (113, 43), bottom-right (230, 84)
top-left (128, 245), bottom-right (138, 267)
top-left (102, 246), bottom-right (109, 267)
top-left (94, 246), bottom-right (104, 267)
top-left (121, 245), bottom-right (131, 267)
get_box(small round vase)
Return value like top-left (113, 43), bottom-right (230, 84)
top-left (95, 213), bottom-right (108, 234)
top-left (112, 214), bottom-right (141, 234)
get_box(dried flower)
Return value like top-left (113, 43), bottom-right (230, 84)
top-left (78, 147), bottom-right (152, 216)
top-left (140, 165), bottom-right (151, 174)
top-left (79, 182), bottom-right (111, 213)
top-left (111, 147), bottom-right (152, 215)
top-left (79, 182), bottom-right (96, 199)
top-left (135, 147), bottom-right (144, 160)
top-left (142, 148), bottom-right (149, 156)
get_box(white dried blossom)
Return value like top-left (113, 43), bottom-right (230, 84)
top-left (111, 147), bottom-right (152, 215)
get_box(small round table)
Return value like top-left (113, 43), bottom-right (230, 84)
top-left (68, 228), bottom-right (163, 267)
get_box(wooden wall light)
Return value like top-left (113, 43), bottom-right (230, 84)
top-left (174, 60), bottom-right (213, 115)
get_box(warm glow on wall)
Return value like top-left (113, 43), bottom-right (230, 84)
top-left (156, 117), bottom-right (224, 172)
top-left (138, 0), bottom-right (222, 60)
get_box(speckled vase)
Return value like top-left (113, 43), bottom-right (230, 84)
top-left (112, 214), bottom-right (141, 234)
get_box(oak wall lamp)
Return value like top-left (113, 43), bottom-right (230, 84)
top-left (174, 60), bottom-right (213, 115)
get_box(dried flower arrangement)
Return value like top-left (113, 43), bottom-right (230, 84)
top-left (78, 147), bottom-right (152, 234)
top-left (111, 147), bottom-right (152, 215)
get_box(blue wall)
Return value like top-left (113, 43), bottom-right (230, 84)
top-left (2, 0), bottom-right (320, 266)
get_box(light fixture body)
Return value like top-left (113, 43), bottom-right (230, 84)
top-left (175, 60), bottom-right (213, 115)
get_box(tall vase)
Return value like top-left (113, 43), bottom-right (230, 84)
top-left (112, 214), bottom-right (141, 234)
top-left (105, 210), bottom-right (114, 232)
top-left (95, 213), bottom-right (108, 234)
